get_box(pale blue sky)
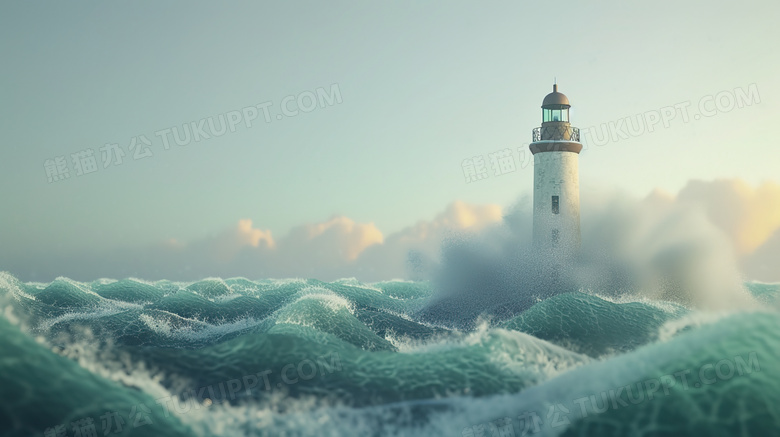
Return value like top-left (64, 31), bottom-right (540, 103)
top-left (1, 1), bottom-right (778, 257)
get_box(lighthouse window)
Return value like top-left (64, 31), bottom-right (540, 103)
top-left (543, 108), bottom-right (569, 122)
top-left (552, 196), bottom-right (560, 214)
top-left (552, 229), bottom-right (560, 244)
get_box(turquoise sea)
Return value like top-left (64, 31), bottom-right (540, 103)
top-left (0, 273), bottom-right (778, 436)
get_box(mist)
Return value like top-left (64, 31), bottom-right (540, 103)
top-left (421, 190), bottom-right (758, 327)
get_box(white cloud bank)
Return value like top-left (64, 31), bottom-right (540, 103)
top-left (3, 179), bottom-right (779, 283)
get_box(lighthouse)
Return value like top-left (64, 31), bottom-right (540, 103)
top-left (529, 84), bottom-right (582, 252)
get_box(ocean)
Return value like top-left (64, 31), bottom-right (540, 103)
top-left (0, 272), bottom-right (778, 436)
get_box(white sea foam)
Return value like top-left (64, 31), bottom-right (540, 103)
top-left (139, 312), bottom-right (266, 342)
top-left (38, 300), bottom-right (143, 331)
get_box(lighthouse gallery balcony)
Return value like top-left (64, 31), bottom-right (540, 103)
top-left (532, 125), bottom-right (581, 142)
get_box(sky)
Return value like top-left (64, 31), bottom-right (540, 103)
top-left (1, 1), bottom-right (779, 282)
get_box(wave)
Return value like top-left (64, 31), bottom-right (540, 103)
top-left (0, 272), bottom-right (777, 436)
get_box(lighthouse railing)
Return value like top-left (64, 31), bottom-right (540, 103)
top-left (532, 126), bottom-right (580, 142)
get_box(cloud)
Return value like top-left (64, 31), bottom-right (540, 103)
top-left (639, 179), bottom-right (780, 282)
top-left (3, 180), bottom-right (779, 284)
top-left (279, 216), bottom-right (383, 261)
top-left (427, 200), bottom-right (503, 232)
top-left (210, 219), bottom-right (275, 262)
top-left (270, 202), bottom-right (503, 281)
top-left (352, 201), bottom-right (504, 281)
top-left (237, 219), bottom-right (276, 249)
top-left (15, 201), bottom-right (502, 283)
top-left (178, 181), bottom-right (778, 284)
top-left (676, 179), bottom-right (780, 255)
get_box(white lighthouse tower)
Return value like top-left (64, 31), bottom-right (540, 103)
top-left (529, 84), bottom-right (582, 252)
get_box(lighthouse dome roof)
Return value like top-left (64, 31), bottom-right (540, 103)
top-left (542, 84), bottom-right (570, 108)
